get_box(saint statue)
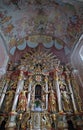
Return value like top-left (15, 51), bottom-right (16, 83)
top-left (60, 83), bottom-right (72, 112)
top-left (48, 89), bottom-right (57, 112)
top-left (4, 90), bottom-right (15, 112)
top-left (43, 82), bottom-right (57, 112)
top-left (17, 90), bottom-right (27, 112)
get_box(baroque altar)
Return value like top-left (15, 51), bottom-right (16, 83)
top-left (0, 48), bottom-right (83, 130)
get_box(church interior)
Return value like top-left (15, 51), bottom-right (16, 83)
top-left (0, 0), bottom-right (83, 130)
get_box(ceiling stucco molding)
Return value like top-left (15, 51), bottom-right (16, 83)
top-left (0, 0), bottom-right (82, 64)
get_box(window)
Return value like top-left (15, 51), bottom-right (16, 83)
top-left (79, 45), bottom-right (83, 61)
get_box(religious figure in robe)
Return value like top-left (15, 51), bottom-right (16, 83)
top-left (4, 90), bottom-right (15, 112)
top-left (48, 89), bottom-right (57, 112)
top-left (60, 83), bottom-right (72, 112)
top-left (17, 90), bottom-right (27, 112)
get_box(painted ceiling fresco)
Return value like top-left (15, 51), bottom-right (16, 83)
top-left (0, 0), bottom-right (83, 59)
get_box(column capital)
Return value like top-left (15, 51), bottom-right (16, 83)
top-left (45, 76), bottom-right (48, 82)
top-left (29, 76), bottom-right (33, 83)
top-left (55, 76), bottom-right (58, 81)
top-left (19, 70), bottom-right (24, 80)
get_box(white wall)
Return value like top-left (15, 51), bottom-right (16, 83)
top-left (0, 31), bottom-right (9, 78)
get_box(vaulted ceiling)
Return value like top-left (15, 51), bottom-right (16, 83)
top-left (0, 0), bottom-right (83, 76)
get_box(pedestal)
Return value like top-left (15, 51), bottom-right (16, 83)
top-left (6, 127), bottom-right (16, 130)
top-left (75, 114), bottom-right (83, 130)
top-left (57, 114), bottom-right (68, 130)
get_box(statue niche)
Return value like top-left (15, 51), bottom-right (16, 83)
top-left (35, 84), bottom-right (42, 100)
top-left (33, 84), bottom-right (42, 111)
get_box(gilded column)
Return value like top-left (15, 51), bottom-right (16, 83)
top-left (8, 68), bottom-right (25, 128)
top-left (65, 68), bottom-right (77, 113)
top-left (55, 70), bottom-right (63, 113)
top-left (27, 76), bottom-right (32, 110)
top-left (0, 76), bottom-right (6, 98)
top-left (12, 69), bottom-right (24, 111)
top-left (45, 75), bottom-right (48, 110)
top-left (71, 70), bottom-right (83, 112)
top-left (0, 79), bottom-right (9, 108)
